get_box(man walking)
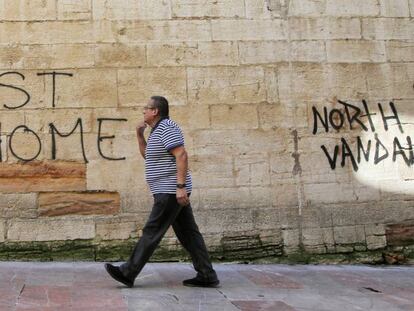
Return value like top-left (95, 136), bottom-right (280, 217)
top-left (104, 96), bottom-right (219, 288)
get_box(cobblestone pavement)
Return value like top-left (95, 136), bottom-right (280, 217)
top-left (0, 262), bottom-right (413, 310)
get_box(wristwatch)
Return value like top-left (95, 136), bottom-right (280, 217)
top-left (176, 183), bottom-right (186, 189)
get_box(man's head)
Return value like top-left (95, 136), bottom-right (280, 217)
top-left (143, 96), bottom-right (169, 125)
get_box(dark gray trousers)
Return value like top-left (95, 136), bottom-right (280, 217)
top-left (119, 193), bottom-right (218, 281)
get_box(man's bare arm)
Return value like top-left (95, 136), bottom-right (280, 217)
top-left (170, 145), bottom-right (190, 206)
top-left (136, 122), bottom-right (147, 159)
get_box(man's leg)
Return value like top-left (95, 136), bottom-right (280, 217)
top-left (172, 203), bottom-right (218, 281)
top-left (119, 193), bottom-right (183, 280)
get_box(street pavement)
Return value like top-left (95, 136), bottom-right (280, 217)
top-left (0, 262), bottom-right (413, 310)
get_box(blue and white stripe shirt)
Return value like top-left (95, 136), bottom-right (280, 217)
top-left (145, 118), bottom-right (192, 194)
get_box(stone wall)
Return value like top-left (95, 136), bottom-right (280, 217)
top-left (0, 0), bottom-right (413, 264)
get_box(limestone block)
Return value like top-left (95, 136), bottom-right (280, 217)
top-left (192, 129), bottom-right (292, 156)
top-left (95, 43), bottom-right (146, 67)
top-left (288, 0), bottom-right (326, 17)
top-left (252, 207), bottom-right (281, 230)
top-left (86, 158), bottom-right (146, 191)
top-left (264, 68), bottom-right (279, 103)
top-left (365, 63), bottom-right (414, 100)
top-left (0, 161), bottom-right (86, 192)
top-left (22, 44), bottom-right (95, 69)
top-left (289, 18), bottom-right (361, 40)
top-left (43, 69), bottom-right (118, 109)
top-left (326, 64), bottom-right (368, 99)
top-left (169, 105), bottom-right (210, 130)
top-left (96, 216), bottom-right (140, 240)
top-left (57, 0), bottom-right (91, 20)
top-left (211, 104), bottom-right (259, 130)
top-left (301, 207), bottom-right (333, 229)
top-left (212, 19), bottom-right (287, 41)
top-left (171, 0), bottom-right (245, 18)
top-left (326, 0), bottom-right (380, 16)
top-left (0, 220), bottom-right (4, 242)
top-left (234, 153), bottom-right (270, 186)
top-left (271, 182), bottom-right (298, 207)
top-left (362, 18), bottom-right (414, 40)
top-left (366, 235), bottom-right (387, 250)
top-left (187, 67), bottom-right (266, 105)
top-left (410, 0), bottom-right (414, 16)
top-left (0, 21), bottom-right (95, 45)
top-left (379, 0), bottom-right (410, 17)
top-left (0, 193), bottom-right (37, 218)
top-left (386, 220), bottom-right (414, 246)
top-left (38, 191), bottom-right (120, 216)
top-left (190, 154), bottom-right (234, 188)
top-left (118, 68), bottom-right (187, 107)
top-left (302, 227), bottom-right (325, 247)
top-left (290, 41), bottom-right (326, 62)
top-left (147, 42), bottom-right (238, 67)
top-left (0, 0), bottom-right (56, 21)
top-left (269, 153), bottom-right (296, 182)
top-left (245, 0), bottom-right (274, 19)
top-left (199, 186), bottom-right (273, 210)
top-left (7, 219), bottom-right (95, 241)
top-left (0, 44), bottom-right (24, 69)
top-left (195, 208), bottom-right (255, 233)
top-left (92, 0), bottom-right (171, 20)
top-left (282, 229), bottom-right (300, 250)
top-left (304, 182), bottom-right (356, 204)
top-left (6, 131), bottom-right (47, 163)
top-left (365, 223), bottom-right (386, 236)
top-left (333, 225), bottom-right (366, 244)
top-left (92, 107), bottom-right (139, 134)
top-left (114, 20), bottom-right (211, 43)
top-left (327, 40), bottom-right (386, 63)
top-left (0, 111), bottom-right (25, 134)
top-left (239, 41), bottom-right (289, 64)
top-left (386, 41), bottom-right (414, 62)
top-left (120, 189), bottom-right (155, 214)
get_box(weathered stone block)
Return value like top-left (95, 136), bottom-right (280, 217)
top-left (147, 42), bottom-right (238, 67)
top-left (95, 216), bottom-right (139, 240)
top-left (38, 191), bottom-right (120, 216)
top-left (212, 20), bottom-right (287, 41)
top-left (0, 193), bottom-right (37, 218)
top-left (187, 67), bottom-right (266, 104)
top-left (169, 105), bottom-right (210, 130)
top-left (7, 219), bottom-right (95, 241)
top-left (93, 0), bottom-right (171, 20)
top-left (171, 0), bottom-right (245, 18)
top-left (290, 41), bottom-right (326, 62)
top-left (0, 161), bottom-right (86, 192)
top-left (0, 44), bottom-right (24, 69)
top-left (0, 0), bottom-right (56, 21)
top-left (327, 40), bottom-right (386, 63)
top-left (190, 154), bottom-right (234, 188)
top-left (114, 20), bottom-right (211, 43)
top-left (362, 18), bottom-right (414, 40)
top-left (234, 153), bottom-right (270, 186)
top-left (95, 43), bottom-right (146, 67)
top-left (289, 0), bottom-right (326, 16)
top-left (386, 221), bottom-right (414, 246)
top-left (326, 0), bottom-right (380, 16)
top-left (0, 111), bottom-right (25, 133)
top-left (365, 223), bottom-right (386, 236)
top-left (239, 41), bottom-right (289, 64)
top-left (118, 68), bottom-right (187, 107)
top-left (380, 0), bottom-right (410, 17)
top-left (366, 235), bottom-right (387, 250)
top-left (282, 229), bottom-right (300, 253)
top-left (334, 225), bottom-right (366, 245)
top-left (0, 220), bottom-right (4, 242)
top-left (23, 44), bottom-right (95, 69)
top-left (57, 0), bottom-right (91, 20)
top-left (211, 104), bottom-right (259, 130)
top-left (386, 41), bottom-right (414, 62)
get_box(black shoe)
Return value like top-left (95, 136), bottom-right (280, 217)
top-left (104, 263), bottom-right (134, 288)
top-left (183, 276), bottom-right (220, 288)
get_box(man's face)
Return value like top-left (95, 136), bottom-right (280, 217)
top-left (143, 99), bottom-right (158, 124)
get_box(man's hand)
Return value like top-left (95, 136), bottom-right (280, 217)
top-left (176, 188), bottom-right (190, 206)
top-left (136, 121), bottom-right (147, 137)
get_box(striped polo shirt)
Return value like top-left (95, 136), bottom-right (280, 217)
top-left (145, 117), bottom-right (192, 194)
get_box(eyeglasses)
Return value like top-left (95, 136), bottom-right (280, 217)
top-left (143, 106), bottom-right (156, 111)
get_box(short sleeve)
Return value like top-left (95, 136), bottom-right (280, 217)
top-left (160, 125), bottom-right (184, 151)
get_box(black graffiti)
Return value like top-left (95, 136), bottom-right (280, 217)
top-left (1, 118), bottom-right (128, 163)
top-left (97, 118), bottom-right (128, 161)
top-left (37, 71), bottom-right (73, 108)
top-left (0, 72), bottom-right (31, 109)
top-left (312, 100), bottom-right (412, 171)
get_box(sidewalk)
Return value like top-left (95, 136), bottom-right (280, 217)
top-left (0, 262), bottom-right (413, 311)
